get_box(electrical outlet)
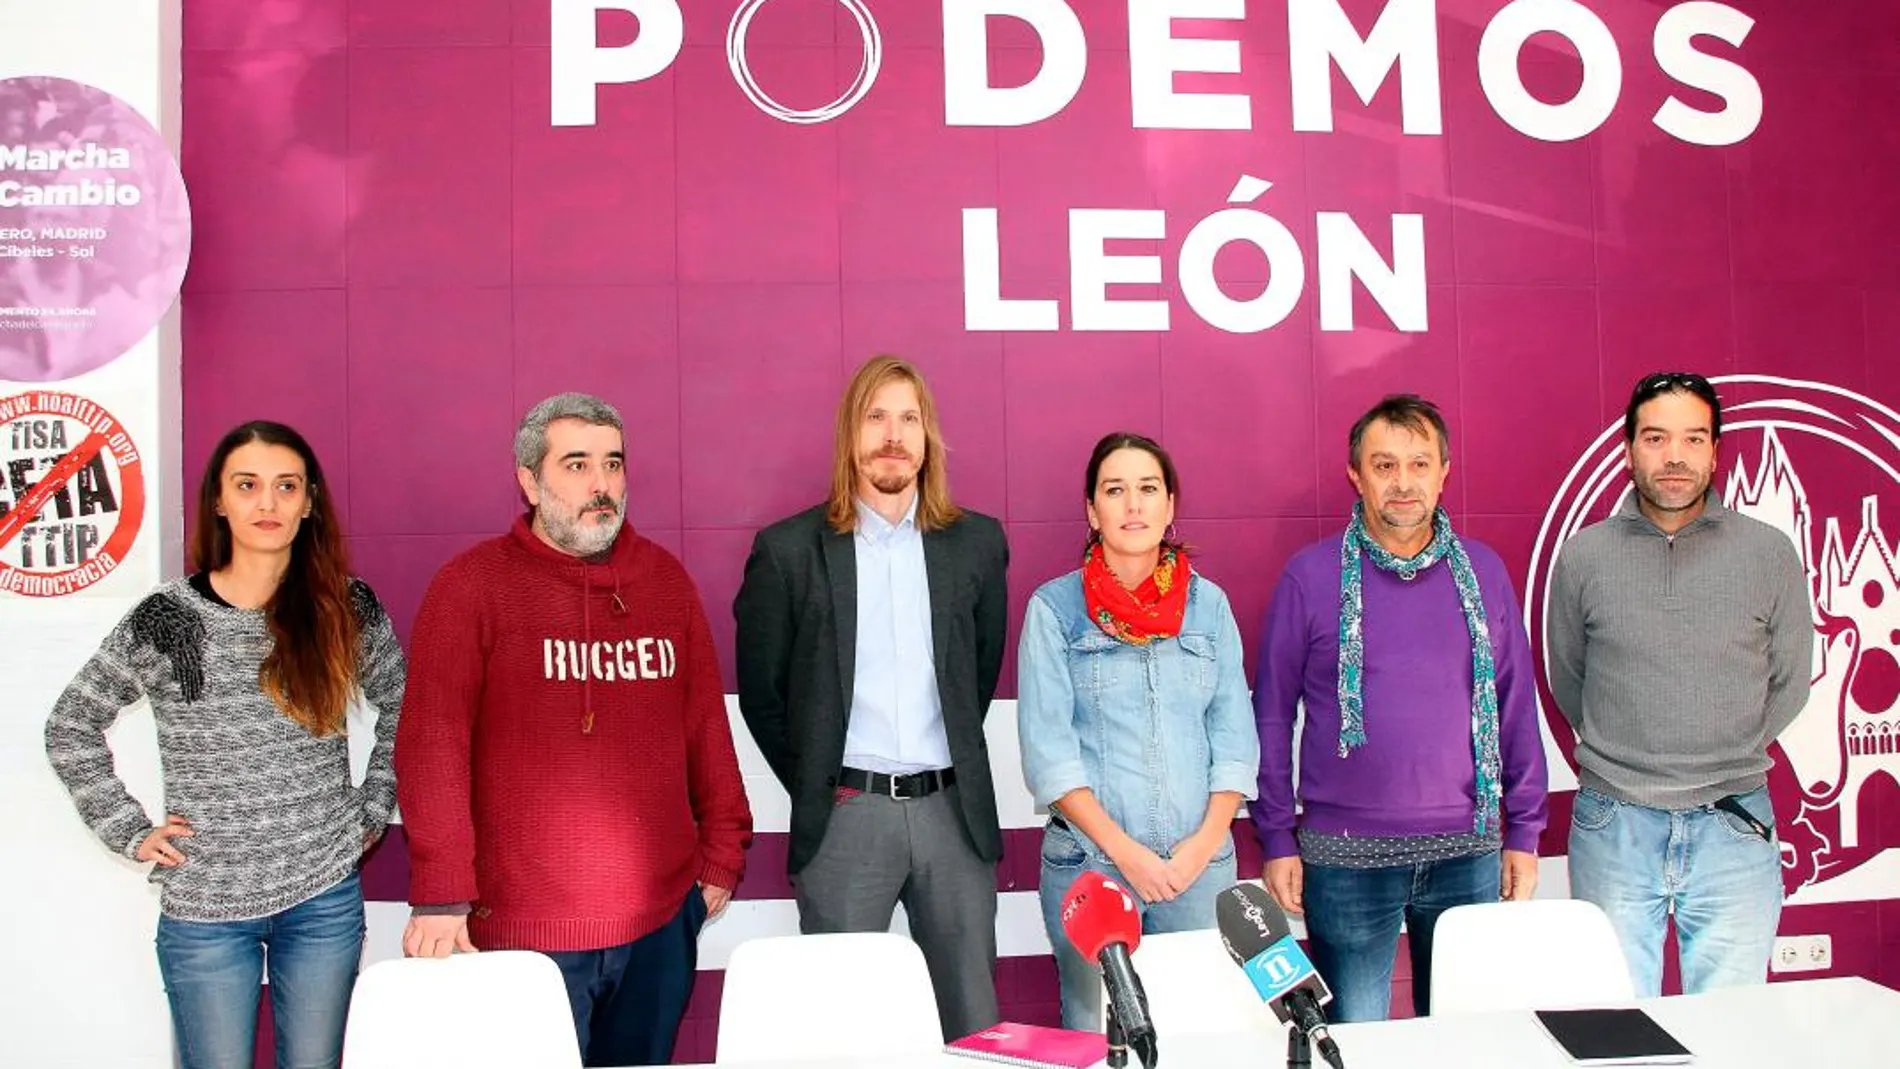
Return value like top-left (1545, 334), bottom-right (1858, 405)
top-left (1808, 934), bottom-right (1833, 969)
top-left (1770, 934), bottom-right (1832, 973)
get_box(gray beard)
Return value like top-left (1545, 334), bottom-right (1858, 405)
top-left (542, 501), bottom-right (624, 557)
top-left (1375, 498), bottom-right (1432, 530)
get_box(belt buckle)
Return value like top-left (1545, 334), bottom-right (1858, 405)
top-left (888, 773), bottom-right (908, 800)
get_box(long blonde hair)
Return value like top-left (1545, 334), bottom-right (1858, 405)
top-left (826, 355), bottom-right (962, 533)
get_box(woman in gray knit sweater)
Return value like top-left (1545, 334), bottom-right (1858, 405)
top-left (45, 421), bottom-right (407, 1069)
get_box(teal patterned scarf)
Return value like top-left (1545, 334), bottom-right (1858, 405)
top-left (1337, 504), bottom-right (1502, 834)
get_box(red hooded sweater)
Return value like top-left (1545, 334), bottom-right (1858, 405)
top-left (396, 516), bottom-right (752, 952)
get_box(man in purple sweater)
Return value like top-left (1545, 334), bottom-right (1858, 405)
top-left (1253, 394), bottom-right (1549, 1022)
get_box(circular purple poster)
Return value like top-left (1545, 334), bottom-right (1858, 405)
top-left (0, 76), bottom-right (191, 382)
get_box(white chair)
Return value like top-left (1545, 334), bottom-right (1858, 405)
top-left (342, 951), bottom-right (581, 1069)
top-left (1142, 929), bottom-right (1277, 1035)
top-left (717, 933), bottom-right (943, 1061)
top-left (1091, 929), bottom-right (1275, 1037)
top-left (1429, 898), bottom-right (1636, 1015)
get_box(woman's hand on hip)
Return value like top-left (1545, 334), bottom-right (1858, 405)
top-left (135, 815), bottom-right (193, 867)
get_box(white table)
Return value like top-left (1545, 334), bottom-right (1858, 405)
top-left (671, 976), bottom-right (1900, 1068)
top-left (1325, 977), bottom-right (1897, 1067)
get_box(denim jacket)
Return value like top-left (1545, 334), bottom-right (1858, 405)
top-left (1017, 569), bottom-right (1260, 857)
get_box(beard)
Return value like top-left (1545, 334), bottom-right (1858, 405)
top-left (539, 485), bottom-right (626, 557)
top-left (868, 470), bottom-right (916, 495)
top-left (861, 449), bottom-right (918, 496)
top-left (1632, 464), bottom-right (1711, 514)
top-left (1375, 494), bottom-right (1432, 530)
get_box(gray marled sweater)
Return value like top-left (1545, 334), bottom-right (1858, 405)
top-left (44, 575), bottom-right (406, 921)
top-left (1546, 495), bottom-right (1813, 809)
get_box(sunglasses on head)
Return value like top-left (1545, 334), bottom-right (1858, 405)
top-left (1635, 371), bottom-right (1712, 393)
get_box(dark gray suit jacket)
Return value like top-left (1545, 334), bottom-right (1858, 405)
top-left (733, 503), bottom-right (1009, 875)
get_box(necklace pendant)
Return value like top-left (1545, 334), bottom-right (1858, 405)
top-left (1398, 569), bottom-right (1418, 582)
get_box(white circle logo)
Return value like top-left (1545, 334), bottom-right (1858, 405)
top-left (726, 0), bottom-right (883, 125)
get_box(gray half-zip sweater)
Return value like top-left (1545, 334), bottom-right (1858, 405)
top-left (1546, 494), bottom-right (1812, 809)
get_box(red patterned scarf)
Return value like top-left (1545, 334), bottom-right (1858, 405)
top-left (1082, 540), bottom-right (1192, 645)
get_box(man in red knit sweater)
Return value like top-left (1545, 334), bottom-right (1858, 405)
top-left (396, 393), bottom-right (752, 1067)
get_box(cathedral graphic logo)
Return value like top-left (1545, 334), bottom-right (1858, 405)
top-left (1528, 376), bottom-right (1900, 898)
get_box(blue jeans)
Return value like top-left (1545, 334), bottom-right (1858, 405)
top-left (1567, 785), bottom-right (1783, 997)
top-left (544, 889), bottom-right (708, 1067)
top-left (156, 871), bottom-right (365, 1069)
top-left (1037, 820), bottom-right (1238, 1032)
top-left (1301, 850), bottom-right (1501, 1022)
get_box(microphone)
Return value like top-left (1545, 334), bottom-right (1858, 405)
top-left (1059, 871), bottom-right (1157, 1069)
top-left (1215, 883), bottom-right (1345, 1069)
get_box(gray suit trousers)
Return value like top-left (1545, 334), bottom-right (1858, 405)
top-left (792, 784), bottom-right (1000, 1040)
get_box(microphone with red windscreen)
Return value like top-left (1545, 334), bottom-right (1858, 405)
top-left (1059, 871), bottom-right (1157, 1069)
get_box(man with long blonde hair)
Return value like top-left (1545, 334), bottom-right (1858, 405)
top-left (736, 355), bottom-right (1010, 1039)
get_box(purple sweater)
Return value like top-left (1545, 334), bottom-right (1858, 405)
top-left (1252, 533), bottom-right (1549, 859)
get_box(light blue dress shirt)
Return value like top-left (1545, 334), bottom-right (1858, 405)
top-left (843, 496), bottom-right (952, 774)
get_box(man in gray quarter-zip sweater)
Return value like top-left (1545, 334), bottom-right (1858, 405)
top-left (1547, 372), bottom-right (1813, 998)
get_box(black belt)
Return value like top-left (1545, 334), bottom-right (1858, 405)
top-left (839, 766), bottom-right (955, 800)
top-left (1713, 794), bottom-right (1773, 841)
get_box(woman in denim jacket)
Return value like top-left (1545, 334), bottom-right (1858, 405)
top-left (1017, 432), bottom-right (1260, 1030)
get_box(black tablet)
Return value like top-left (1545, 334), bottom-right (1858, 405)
top-left (1533, 1008), bottom-right (1694, 1065)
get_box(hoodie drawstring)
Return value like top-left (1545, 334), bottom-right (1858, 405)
top-left (579, 561), bottom-right (631, 735)
top-left (580, 560), bottom-right (594, 734)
